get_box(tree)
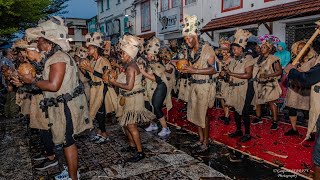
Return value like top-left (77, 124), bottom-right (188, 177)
top-left (0, 0), bottom-right (70, 42)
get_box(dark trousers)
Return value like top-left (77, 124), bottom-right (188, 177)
top-left (152, 82), bottom-right (167, 119)
top-left (39, 129), bottom-right (55, 156)
top-left (235, 81), bottom-right (254, 135)
top-left (95, 86), bottom-right (108, 133)
top-left (63, 104), bottom-right (75, 147)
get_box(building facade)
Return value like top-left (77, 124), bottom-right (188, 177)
top-left (65, 18), bottom-right (88, 48)
top-left (95, 0), bottom-right (320, 50)
top-left (88, 16), bottom-right (98, 34)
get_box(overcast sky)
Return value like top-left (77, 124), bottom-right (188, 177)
top-left (65, 0), bottom-right (97, 19)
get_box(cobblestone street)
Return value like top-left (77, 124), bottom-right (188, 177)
top-left (0, 117), bottom-right (228, 180)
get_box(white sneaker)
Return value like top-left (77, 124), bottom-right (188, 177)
top-left (158, 128), bottom-right (171, 137)
top-left (145, 123), bottom-right (158, 132)
top-left (55, 165), bottom-right (80, 180)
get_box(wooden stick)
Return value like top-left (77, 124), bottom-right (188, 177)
top-left (292, 28), bottom-right (320, 65)
top-left (265, 151), bottom-right (288, 159)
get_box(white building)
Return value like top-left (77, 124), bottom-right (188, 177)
top-left (65, 18), bottom-right (88, 48)
top-left (201, 0), bottom-right (320, 51)
top-left (95, 0), bottom-right (320, 51)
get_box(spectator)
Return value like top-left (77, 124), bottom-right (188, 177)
top-left (274, 42), bottom-right (291, 68)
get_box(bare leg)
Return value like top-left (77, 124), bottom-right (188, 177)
top-left (63, 144), bottom-right (78, 180)
top-left (203, 117), bottom-right (210, 147)
top-left (255, 104), bottom-right (261, 117)
top-left (126, 124), bottom-right (143, 152)
top-left (289, 116), bottom-right (297, 130)
top-left (198, 127), bottom-right (204, 144)
top-left (314, 166), bottom-right (320, 180)
top-left (159, 117), bottom-right (167, 128)
top-left (124, 126), bottom-right (136, 147)
top-left (269, 101), bottom-right (278, 121)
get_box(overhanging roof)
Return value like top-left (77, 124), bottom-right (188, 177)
top-left (137, 32), bottom-right (155, 40)
top-left (201, 0), bottom-right (320, 32)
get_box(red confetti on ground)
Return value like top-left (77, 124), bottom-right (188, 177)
top-left (165, 98), bottom-right (314, 177)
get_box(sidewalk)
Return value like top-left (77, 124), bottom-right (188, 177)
top-left (0, 117), bottom-right (229, 180)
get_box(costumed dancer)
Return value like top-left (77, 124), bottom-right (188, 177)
top-left (74, 47), bottom-right (91, 102)
top-left (224, 29), bottom-right (255, 143)
top-left (284, 40), bottom-right (318, 139)
top-left (11, 39), bottom-right (58, 171)
top-left (80, 32), bottom-right (112, 144)
top-left (216, 38), bottom-right (232, 125)
top-left (251, 40), bottom-right (282, 130)
top-left (160, 47), bottom-right (176, 97)
top-left (105, 35), bottom-right (155, 162)
top-left (180, 15), bottom-right (217, 152)
top-left (17, 17), bottom-right (92, 179)
top-left (141, 37), bottom-right (173, 137)
top-left (285, 57), bottom-right (320, 180)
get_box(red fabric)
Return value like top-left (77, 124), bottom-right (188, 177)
top-left (165, 98), bottom-right (314, 177)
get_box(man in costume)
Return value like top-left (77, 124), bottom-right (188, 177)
top-left (180, 15), bottom-right (217, 152)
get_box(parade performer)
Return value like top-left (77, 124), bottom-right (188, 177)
top-left (106, 35), bottom-right (155, 162)
top-left (141, 37), bottom-right (172, 137)
top-left (74, 47), bottom-right (90, 102)
top-left (251, 40), bottom-right (282, 130)
top-left (216, 38), bottom-right (232, 125)
top-left (81, 32), bottom-right (112, 144)
top-left (19, 17), bottom-right (92, 179)
top-left (180, 15), bottom-right (217, 152)
top-left (225, 29), bottom-right (255, 143)
top-left (284, 41), bottom-right (318, 138)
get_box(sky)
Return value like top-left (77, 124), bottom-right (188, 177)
top-left (65, 0), bottom-right (97, 19)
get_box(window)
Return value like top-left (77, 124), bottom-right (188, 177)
top-left (219, 28), bottom-right (257, 39)
top-left (141, 0), bottom-right (151, 32)
top-left (172, 0), bottom-right (180, 8)
top-left (221, 0), bottom-right (243, 12)
top-left (161, 0), bottom-right (169, 11)
top-left (116, 0), bottom-right (121, 5)
top-left (82, 42), bottom-right (86, 47)
top-left (100, 25), bottom-right (105, 33)
top-left (68, 28), bottom-right (75, 35)
top-left (185, 0), bottom-right (196, 5)
top-left (81, 29), bottom-right (88, 35)
top-left (100, 0), bottom-right (104, 13)
top-left (106, 0), bottom-right (110, 9)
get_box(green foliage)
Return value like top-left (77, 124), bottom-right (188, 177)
top-left (0, 0), bottom-right (69, 42)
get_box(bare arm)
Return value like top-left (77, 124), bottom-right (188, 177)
top-left (265, 61), bottom-right (283, 78)
top-left (34, 62), bottom-right (66, 92)
top-left (181, 56), bottom-right (216, 75)
top-left (229, 65), bottom-right (253, 79)
top-left (110, 65), bottom-right (136, 91)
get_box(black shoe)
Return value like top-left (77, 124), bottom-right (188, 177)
top-left (284, 129), bottom-right (299, 136)
top-left (240, 134), bottom-right (251, 142)
top-left (229, 153), bottom-right (243, 162)
top-left (127, 152), bottom-right (145, 162)
top-left (228, 130), bottom-right (243, 138)
top-left (307, 133), bottom-right (316, 142)
top-left (33, 153), bottom-right (47, 161)
top-left (179, 106), bottom-right (187, 112)
top-left (34, 158), bottom-right (58, 171)
top-left (121, 146), bottom-right (137, 153)
top-left (218, 116), bottom-right (226, 121)
top-left (270, 122), bottom-right (278, 130)
top-left (224, 117), bottom-right (230, 125)
top-left (182, 114), bottom-right (187, 119)
top-left (252, 117), bottom-right (263, 125)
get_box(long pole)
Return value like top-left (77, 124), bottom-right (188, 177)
top-left (292, 28), bottom-right (320, 65)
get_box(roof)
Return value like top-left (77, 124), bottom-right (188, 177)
top-left (201, 0), bottom-right (320, 32)
top-left (137, 32), bottom-right (155, 40)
